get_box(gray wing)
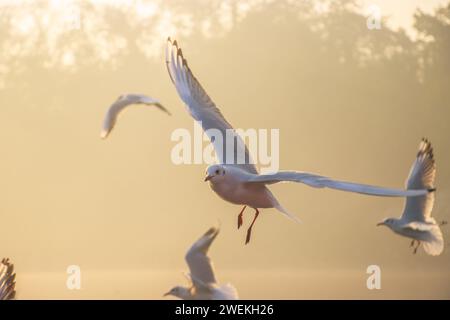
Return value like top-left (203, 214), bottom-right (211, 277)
top-left (401, 139), bottom-right (436, 223)
top-left (243, 171), bottom-right (430, 197)
top-left (100, 93), bottom-right (170, 139)
top-left (166, 38), bottom-right (257, 174)
top-left (0, 258), bottom-right (16, 300)
top-left (185, 227), bottom-right (220, 286)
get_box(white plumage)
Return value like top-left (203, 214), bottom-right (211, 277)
top-left (166, 37), bottom-right (430, 244)
top-left (377, 139), bottom-right (444, 256)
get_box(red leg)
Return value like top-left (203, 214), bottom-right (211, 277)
top-left (245, 208), bottom-right (260, 245)
top-left (238, 206), bottom-right (246, 229)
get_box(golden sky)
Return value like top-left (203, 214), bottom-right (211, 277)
top-left (0, 0), bottom-right (449, 299)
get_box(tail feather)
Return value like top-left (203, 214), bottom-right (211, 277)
top-left (217, 283), bottom-right (239, 300)
top-left (266, 189), bottom-right (301, 223)
top-left (274, 203), bottom-right (301, 223)
top-left (422, 225), bottom-right (444, 256)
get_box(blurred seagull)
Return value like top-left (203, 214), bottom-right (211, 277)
top-left (0, 258), bottom-right (16, 300)
top-left (100, 93), bottom-right (170, 139)
top-left (165, 37), bottom-right (431, 244)
top-left (377, 139), bottom-right (445, 255)
top-left (164, 227), bottom-right (238, 300)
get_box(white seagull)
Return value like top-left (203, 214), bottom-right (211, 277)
top-left (164, 227), bottom-right (238, 300)
top-left (377, 139), bottom-right (445, 255)
top-left (0, 258), bottom-right (16, 300)
top-left (100, 93), bottom-right (170, 139)
top-left (165, 38), bottom-right (431, 244)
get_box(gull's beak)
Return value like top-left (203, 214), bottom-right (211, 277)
top-left (163, 291), bottom-right (170, 297)
top-left (204, 175), bottom-right (212, 182)
top-left (376, 222), bottom-right (384, 227)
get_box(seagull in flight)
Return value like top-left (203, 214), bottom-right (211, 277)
top-left (0, 258), bottom-right (16, 300)
top-left (377, 139), bottom-right (445, 255)
top-left (165, 38), bottom-right (431, 244)
top-left (164, 227), bottom-right (238, 300)
top-left (100, 93), bottom-right (170, 139)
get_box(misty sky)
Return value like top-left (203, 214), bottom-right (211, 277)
top-left (0, 0), bottom-right (449, 299)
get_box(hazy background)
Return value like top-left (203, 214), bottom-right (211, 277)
top-left (0, 0), bottom-right (449, 299)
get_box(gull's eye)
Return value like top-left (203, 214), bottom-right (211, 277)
top-left (215, 169), bottom-right (220, 175)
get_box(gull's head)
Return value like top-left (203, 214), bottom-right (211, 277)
top-left (377, 218), bottom-right (396, 228)
top-left (163, 286), bottom-right (190, 299)
top-left (204, 164), bottom-right (226, 183)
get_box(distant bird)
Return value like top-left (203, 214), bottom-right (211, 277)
top-left (165, 37), bottom-right (431, 244)
top-left (0, 258), bottom-right (16, 300)
top-left (100, 94), bottom-right (170, 139)
top-left (377, 139), bottom-right (445, 255)
top-left (164, 227), bottom-right (238, 300)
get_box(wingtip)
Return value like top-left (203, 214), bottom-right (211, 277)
top-left (156, 103), bottom-right (172, 116)
top-left (205, 226), bottom-right (218, 236)
top-left (417, 138), bottom-right (434, 159)
top-left (428, 188), bottom-right (436, 193)
top-left (1, 257), bottom-right (11, 265)
top-left (100, 130), bottom-right (109, 139)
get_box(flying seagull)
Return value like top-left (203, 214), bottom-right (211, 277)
top-left (377, 139), bottom-right (445, 255)
top-left (0, 258), bottom-right (16, 300)
top-left (164, 227), bottom-right (238, 300)
top-left (100, 93), bottom-right (170, 139)
top-left (165, 37), bottom-right (431, 244)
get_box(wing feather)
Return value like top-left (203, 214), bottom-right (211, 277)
top-left (243, 171), bottom-right (429, 197)
top-left (185, 227), bottom-right (220, 286)
top-left (0, 258), bottom-right (16, 300)
top-left (166, 38), bottom-right (258, 174)
top-left (101, 94), bottom-right (170, 139)
top-left (401, 139), bottom-right (436, 222)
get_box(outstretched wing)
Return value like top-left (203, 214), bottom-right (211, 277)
top-left (185, 227), bottom-right (220, 286)
top-left (242, 170), bottom-right (430, 197)
top-left (166, 38), bottom-right (257, 174)
top-left (401, 139), bottom-right (436, 223)
top-left (0, 258), bottom-right (16, 300)
top-left (100, 93), bottom-right (170, 139)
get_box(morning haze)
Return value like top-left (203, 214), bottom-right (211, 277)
top-left (0, 0), bottom-right (448, 299)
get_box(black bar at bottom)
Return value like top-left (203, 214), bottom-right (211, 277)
top-left (0, 300), bottom-right (447, 318)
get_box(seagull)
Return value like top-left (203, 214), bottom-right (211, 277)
top-left (377, 139), bottom-right (445, 256)
top-left (165, 37), bottom-right (431, 244)
top-left (164, 227), bottom-right (238, 300)
top-left (100, 93), bottom-right (171, 139)
top-left (0, 258), bottom-right (16, 300)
